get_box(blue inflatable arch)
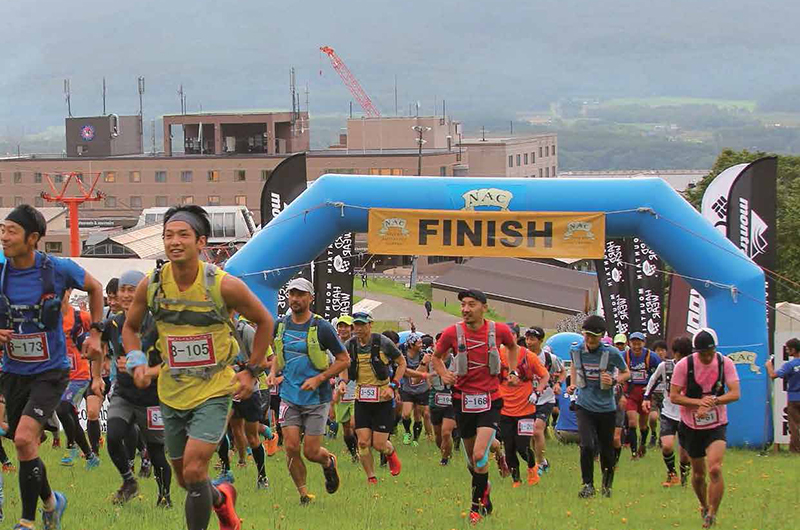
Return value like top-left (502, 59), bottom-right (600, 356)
top-left (225, 175), bottom-right (769, 447)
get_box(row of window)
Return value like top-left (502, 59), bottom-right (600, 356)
top-left (1, 169), bottom-right (273, 184)
top-left (508, 144), bottom-right (556, 168)
top-left (3, 195), bottom-right (248, 209)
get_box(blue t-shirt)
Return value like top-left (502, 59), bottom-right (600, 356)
top-left (1, 253), bottom-right (86, 375)
top-left (555, 387), bottom-right (578, 432)
top-left (776, 357), bottom-right (800, 402)
top-left (626, 348), bottom-right (662, 386)
top-left (573, 341), bottom-right (628, 413)
top-left (276, 315), bottom-right (345, 406)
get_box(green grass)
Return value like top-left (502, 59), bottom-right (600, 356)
top-left (354, 277), bottom-right (505, 321)
top-left (7, 434), bottom-right (797, 529)
top-left (598, 96), bottom-right (757, 111)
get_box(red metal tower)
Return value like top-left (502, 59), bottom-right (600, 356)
top-left (41, 172), bottom-right (105, 257)
top-left (320, 46), bottom-right (381, 118)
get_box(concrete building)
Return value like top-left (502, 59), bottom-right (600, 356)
top-left (460, 134), bottom-right (558, 178)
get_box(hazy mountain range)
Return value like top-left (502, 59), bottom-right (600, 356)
top-left (3, 0), bottom-right (800, 150)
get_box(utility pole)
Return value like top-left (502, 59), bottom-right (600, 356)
top-left (64, 79), bottom-right (72, 117)
top-left (410, 125), bottom-right (431, 289)
top-left (178, 85), bottom-right (186, 115)
top-left (102, 77), bottom-right (107, 115)
top-left (138, 76), bottom-right (145, 116)
top-left (394, 75), bottom-right (398, 116)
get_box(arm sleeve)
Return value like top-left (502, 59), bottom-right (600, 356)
top-left (381, 335), bottom-right (402, 361)
top-left (317, 320), bottom-right (346, 354)
top-left (644, 363), bottom-right (664, 396)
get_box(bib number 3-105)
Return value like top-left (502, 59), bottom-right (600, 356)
top-left (6, 333), bottom-right (50, 362)
top-left (166, 334), bottom-right (216, 369)
top-left (147, 407), bottom-right (165, 431)
top-left (461, 393), bottom-right (491, 413)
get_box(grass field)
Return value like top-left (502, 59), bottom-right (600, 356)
top-left (2, 434), bottom-right (796, 530)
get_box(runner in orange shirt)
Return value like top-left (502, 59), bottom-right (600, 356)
top-left (497, 323), bottom-right (548, 487)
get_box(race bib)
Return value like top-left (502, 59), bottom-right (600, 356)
top-left (342, 384), bottom-right (356, 403)
top-left (166, 334), bottom-right (216, 369)
top-left (434, 392), bottom-right (452, 407)
top-left (270, 384), bottom-right (279, 396)
top-left (69, 354), bottom-right (76, 371)
top-left (358, 385), bottom-right (380, 402)
top-left (6, 333), bottom-right (50, 362)
top-left (631, 370), bottom-right (646, 382)
top-left (147, 406), bottom-right (164, 431)
top-left (694, 407), bottom-right (719, 427)
top-left (461, 393), bottom-right (491, 413)
top-left (517, 418), bottom-right (536, 436)
top-left (278, 402), bottom-right (289, 424)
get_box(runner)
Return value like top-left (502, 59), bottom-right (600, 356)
top-left (0, 204), bottom-right (105, 530)
top-left (400, 333), bottom-right (432, 447)
top-left (104, 278), bottom-right (121, 319)
top-left (766, 337), bottom-right (800, 453)
top-left (269, 277), bottom-right (347, 505)
top-left (647, 339), bottom-right (670, 448)
top-left (124, 205), bottom-right (274, 530)
top-left (55, 290), bottom-right (100, 469)
top-left (568, 315), bottom-right (630, 498)
top-left (525, 326), bottom-right (566, 477)
top-left (428, 338), bottom-right (456, 466)
top-left (670, 328), bottom-right (740, 528)
top-left (98, 269), bottom-right (173, 506)
top-left (432, 289), bottom-right (519, 524)
top-left (346, 311), bottom-right (406, 483)
top-left (498, 324), bottom-right (547, 487)
top-left (333, 315), bottom-right (359, 463)
top-left (623, 331), bottom-right (661, 459)
top-left (643, 336), bottom-right (692, 487)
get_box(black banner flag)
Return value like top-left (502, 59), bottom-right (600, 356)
top-left (626, 237), bottom-right (665, 339)
top-left (594, 239), bottom-right (633, 336)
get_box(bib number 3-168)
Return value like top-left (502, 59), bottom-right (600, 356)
top-left (461, 393), bottom-right (491, 413)
top-left (166, 334), bottom-right (216, 369)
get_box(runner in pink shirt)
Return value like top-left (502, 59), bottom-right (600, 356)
top-left (670, 328), bottom-right (740, 529)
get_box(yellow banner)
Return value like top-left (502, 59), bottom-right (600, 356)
top-left (368, 209), bottom-right (605, 259)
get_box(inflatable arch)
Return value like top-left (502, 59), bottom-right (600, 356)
top-left (225, 175), bottom-right (769, 447)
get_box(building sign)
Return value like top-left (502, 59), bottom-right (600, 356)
top-left (367, 208), bottom-right (605, 259)
top-left (80, 125), bottom-right (95, 141)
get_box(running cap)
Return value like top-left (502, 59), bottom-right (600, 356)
top-left (581, 315), bottom-right (607, 336)
top-left (506, 322), bottom-right (520, 337)
top-left (337, 314), bottom-right (354, 326)
top-left (407, 332), bottom-right (424, 345)
top-left (352, 311), bottom-right (373, 324)
top-left (613, 333), bottom-right (627, 344)
top-left (286, 277), bottom-right (314, 294)
top-left (692, 328), bottom-right (718, 351)
top-left (629, 331), bottom-right (646, 342)
top-left (119, 270), bottom-right (145, 288)
top-left (457, 289), bottom-right (487, 304)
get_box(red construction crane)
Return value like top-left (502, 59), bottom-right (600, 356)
top-left (41, 172), bottom-right (105, 257)
top-left (320, 46), bottom-right (381, 118)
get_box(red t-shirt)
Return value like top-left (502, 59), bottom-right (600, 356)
top-left (435, 320), bottom-right (516, 400)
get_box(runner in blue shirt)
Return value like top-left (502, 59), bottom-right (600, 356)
top-left (1, 205), bottom-right (105, 530)
top-left (767, 338), bottom-right (800, 454)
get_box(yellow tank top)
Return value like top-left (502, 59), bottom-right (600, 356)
top-left (152, 261), bottom-right (238, 410)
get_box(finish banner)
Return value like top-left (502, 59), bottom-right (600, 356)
top-left (367, 209), bottom-right (605, 258)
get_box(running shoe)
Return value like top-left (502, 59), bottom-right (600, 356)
top-left (212, 470), bottom-right (235, 486)
top-left (86, 454), bottom-right (100, 470)
top-left (237, 460), bottom-right (247, 469)
top-left (480, 480), bottom-right (492, 515)
top-left (649, 435), bottom-right (658, 448)
top-left (138, 458), bottom-right (152, 478)
top-left (439, 457), bottom-right (449, 466)
top-left (112, 480), bottom-right (139, 505)
top-left (662, 472), bottom-right (680, 487)
top-left (578, 484), bottom-right (596, 498)
top-left (367, 476), bottom-right (378, 485)
top-left (638, 445), bottom-right (647, 458)
top-left (387, 450), bottom-right (402, 476)
top-left (469, 511), bottom-right (483, 525)
top-left (538, 460), bottom-right (550, 476)
top-left (323, 455), bottom-right (340, 494)
top-left (256, 475), bottom-right (269, 490)
top-left (527, 464), bottom-right (540, 486)
top-left (601, 486), bottom-right (612, 498)
top-left (60, 448), bottom-right (78, 467)
top-left (681, 470), bottom-right (689, 487)
top-left (379, 453), bottom-right (388, 467)
top-left (41, 491), bottom-right (67, 530)
top-left (265, 435), bottom-right (279, 457)
top-left (156, 494), bottom-right (173, 508)
top-left (2, 462), bottom-right (15, 473)
top-left (495, 452), bottom-right (510, 478)
top-left (411, 440), bottom-right (419, 447)
top-left (703, 513), bottom-right (716, 528)
top-left (213, 482), bottom-right (241, 530)
top-left (402, 433), bottom-right (412, 445)
top-left (299, 493), bottom-right (315, 506)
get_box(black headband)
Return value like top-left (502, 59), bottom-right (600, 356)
top-left (164, 211), bottom-right (208, 237)
top-left (5, 208), bottom-right (41, 237)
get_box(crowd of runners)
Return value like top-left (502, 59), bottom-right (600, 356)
top-left (0, 203), bottom-right (787, 530)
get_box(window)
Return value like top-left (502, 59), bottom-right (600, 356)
top-left (104, 171), bottom-right (116, 183)
top-left (524, 153), bottom-right (529, 165)
top-left (14, 196), bottom-right (23, 206)
top-left (392, 168), bottom-right (403, 176)
top-left (0, 173), bottom-right (2, 183)
top-left (440, 166), bottom-right (447, 176)
top-left (545, 167), bottom-right (550, 178)
top-left (545, 146), bottom-right (549, 157)
top-left (34, 196), bottom-right (43, 207)
top-left (34, 172), bottom-right (42, 183)
top-left (155, 196), bottom-right (168, 207)
top-left (508, 155), bottom-right (513, 168)
top-left (129, 171), bottom-right (141, 183)
top-left (181, 171), bottom-right (193, 183)
top-left (155, 171), bottom-right (167, 183)
top-left (552, 165), bottom-right (557, 177)
top-left (105, 196), bottom-right (117, 208)
top-left (207, 195), bottom-right (220, 206)
top-left (130, 196), bottom-right (142, 208)
top-left (211, 212), bottom-right (237, 238)
top-left (235, 195), bottom-right (247, 206)
top-left (0, 197), bottom-right (3, 207)
top-left (235, 170), bottom-right (246, 182)
top-left (539, 168), bottom-right (543, 178)
top-left (14, 172), bottom-right (22, 184)
top-left (516, 154), bottom-right (521, 167)
top-left (260, 170), bottom-right (272, 182)
top-left (45, 242), bottom-right (63, 254)
top-left (208, 170), bottom-right (220, 182)
top-left (539, 146), bottom-right (543, 158)
top-left (552, 145), bottom-right (556, 156)
top-left (531, 152), bottom-right (535, 163)
top-left (181, 196), bottom-right (194, 205)
top-left (53, 174), bottom-right (63, 184)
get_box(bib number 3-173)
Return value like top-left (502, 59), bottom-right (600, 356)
top-left (6, 333), bottom-right (50, 362)
top-left (461, 393), bottom-right (491, 413)
top-left (147, 407), bottom-right (165, 431)
top-left (166, 334), bottom-right (216, 369)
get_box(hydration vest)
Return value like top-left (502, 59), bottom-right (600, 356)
top-left (0, 252), bottom-right (62, 331)
top-left (273, 314), bottom-right (329, 373)
top-left (452, 321), bottom-right (501, 377)
top-left (625, 348), bottom-right (652, 372)
top-left (663, 359), bottom-right (675, 389)
top-left (685, 353), bottom-right (727, 399)
top-left (347, 333), bottom-right (390, 382)
top-left (570, 341), bottom-right (611, 389)
top-left (429, 352), bottom-right (455, 391)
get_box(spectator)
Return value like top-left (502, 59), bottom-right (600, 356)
top-left (424, 300), bottom-right (433, 319)
top-left (767, 338), bottom-right (800, 453)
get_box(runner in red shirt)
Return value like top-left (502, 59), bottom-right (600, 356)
top-left (433, 289), bottom-right (519, 525)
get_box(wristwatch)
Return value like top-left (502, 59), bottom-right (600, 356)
top-left (244, 363), bottom-right (266, 378)
top-left (89, 321), bottom-right (105, 333)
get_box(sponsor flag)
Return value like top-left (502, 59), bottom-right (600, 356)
top-left (314, 232), bottom-right (355, 320)
top-left (625, 237), bottom-right (666, 339)
top-left (594, 239), bottom-right (633, 336)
